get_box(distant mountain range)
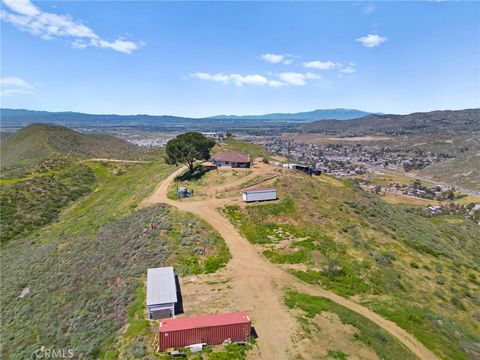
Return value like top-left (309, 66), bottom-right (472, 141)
top-left (210, 108), bottom-right (374, 121)
top-left (2, 108), bottom-right (478, 135)
top-left (0, 108), bottom-right (375, 129)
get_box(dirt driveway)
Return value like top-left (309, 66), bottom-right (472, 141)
top-left (140, 164), bottom-right (438, 360)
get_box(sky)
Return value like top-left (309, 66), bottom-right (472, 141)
top-left (1, 0), bottom-right (479, 117)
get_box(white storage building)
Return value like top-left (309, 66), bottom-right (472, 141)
top-left (146, 267), bottom-right (178, 320)
top-left (242, 188), bottom-right (277, 203)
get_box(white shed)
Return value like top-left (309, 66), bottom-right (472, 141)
top-left (146, 267), bottom-right (177, 320)
top-left (242, 188), bottom-right (277, 203)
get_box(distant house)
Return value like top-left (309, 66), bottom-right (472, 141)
top-left (283, 163), bottom-right (321, 175)
top-left (242, 188), bottom-right (277, 202)
top-left (212, 152), bottom-right (250, 168)
top-left (147, 267), bottom-right (178, 320)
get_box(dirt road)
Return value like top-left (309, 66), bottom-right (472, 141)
top-left (81, 158), bottom-right (149, 163)
top-left (140, 166), bottom-right (438, 360)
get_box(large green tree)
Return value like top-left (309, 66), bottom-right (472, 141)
top-left (165, 132), bottom-right (215, 172)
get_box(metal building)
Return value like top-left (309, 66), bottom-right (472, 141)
top-left (158, 312), bottom-right (251, 351)
top-left (147, 267), bottom-right (178, 320)
top-left (242, 188), bottom-right (277, 203)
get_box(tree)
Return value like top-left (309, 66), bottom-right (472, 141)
top-left (165, 132), bottom-right (215, 172)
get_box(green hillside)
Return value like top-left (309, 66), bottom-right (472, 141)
top-left (222, 172), bottom-right (480, 359)
top-left (0, 160), bottom-right (230, 359)
top-left (0, 163), bottom-right (96, 243)
top-left (0, 123), bottom-right (139, 168)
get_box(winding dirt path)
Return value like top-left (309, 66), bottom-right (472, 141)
top-left (81, 158), bottom-right (149, 163)
top-left (140, 166), bottom-right (438, 360)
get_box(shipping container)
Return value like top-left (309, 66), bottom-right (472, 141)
top-left (158, 312), bottom-right (251, 351)
top-left (242, 188), bottom-right (277, 202)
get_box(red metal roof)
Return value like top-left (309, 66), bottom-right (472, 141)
top-left (159, 312), bottom-right (250, 332)
top-left (212, 152), bottom-right (250, 163)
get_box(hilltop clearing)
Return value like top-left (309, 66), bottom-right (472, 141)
top-left (143, 136), bottom-right (479, 359)
top-left (141, 160), bottom-right (438, 360)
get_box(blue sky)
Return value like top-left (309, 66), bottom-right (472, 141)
top-left (1, 0), bottom-right (479, 117)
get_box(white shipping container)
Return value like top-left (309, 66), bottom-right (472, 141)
top-left (242, 189), bottom-right (277, 203)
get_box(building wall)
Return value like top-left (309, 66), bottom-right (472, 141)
top-left (159, 323), bottom-right (251, 351)
top-left (214, 161), bottom-right (231, 167)
top-left (214, 161), bottom-right (250, 168)
top-left (243, 190), bottom-right (277, 202)
top-left (148, 303), bottom-right (175, 320)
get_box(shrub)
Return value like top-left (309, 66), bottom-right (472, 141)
top-left (130, 342), bottom-right (146, 358)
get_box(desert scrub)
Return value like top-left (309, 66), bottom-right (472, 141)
top-left (1, 160), bottom-right (229, 359)
top-left (290, 261), bottom-right (371, 297)
top-left (285, 291), bottom-right (417, 360)
top-left (362, 298), bottom-right (479, 360)
top-left (0, 163), bottom-right (96, 243)
top-left (1, 204), bottom-right (229, 359)
top-left (223, 172), bottom-right (480, 359)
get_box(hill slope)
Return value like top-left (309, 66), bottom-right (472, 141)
top-left (221, 171), bottom-right (480, 359)
top-left (0, 161), bottom-right (230, 359)
top-left (0, 123), bottom-right (139, 167)
top-left (299, 109), bottom-right (480, 135)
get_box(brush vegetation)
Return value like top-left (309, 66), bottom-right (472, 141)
top-left (222, 172), bottom-right (480, 359)
top-left (1, 160), bottom-right (230, 359)
top-left (0, 123), bottom-right (141, 168)
top-left (285, 291), bottom-right (417, 360)
top-left (0, 163), bottom-right (96, 243)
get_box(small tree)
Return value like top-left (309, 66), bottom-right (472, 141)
top-left (165, 132), bottom-right (215, 172)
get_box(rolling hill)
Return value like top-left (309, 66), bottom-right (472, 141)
top-left (299, 109), bottom-right (480, 135)
top-left (0, 123), bottom-right (139, 168)
top-left (221, 169), bottom-right (480, 359)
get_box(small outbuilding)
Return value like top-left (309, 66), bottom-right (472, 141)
top-left (242, 188), bottom-right (277, 203)
top-left (158, 312), bottom-right (251, 351)
top-left (212, 152), bottom-right (250, 168)
top-left (147, 267), bottom-right (178, 320)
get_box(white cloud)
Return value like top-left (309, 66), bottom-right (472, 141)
top-left (230, 74), bottom-right (269, 86)
top-left (362, 4), bottom-right (376, 14)
top-left (303, 60), bottom-right (336, 70)
top-left (0, 76), bottom-right (36, 96)
top-left (190, 70), bottom-right (322, 88)
top-left (267, 80), bottom-right (286, 88)
top-left (0, 0), bottom-right (141, 54)
top-left (356, 34), bottom-right (387, 48)
top-left (260, 53), bottom-right (293, 65)
top-left (3, 0), bottom-right (39, 16)
top-left (190, 72), bottom-right (271, 87)
top-left (278, 72), bottom-right (320, 86)
top-left (340, 66), bottom-right (356, 74)
top-left (191, 73), bottom-right (230, 84)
